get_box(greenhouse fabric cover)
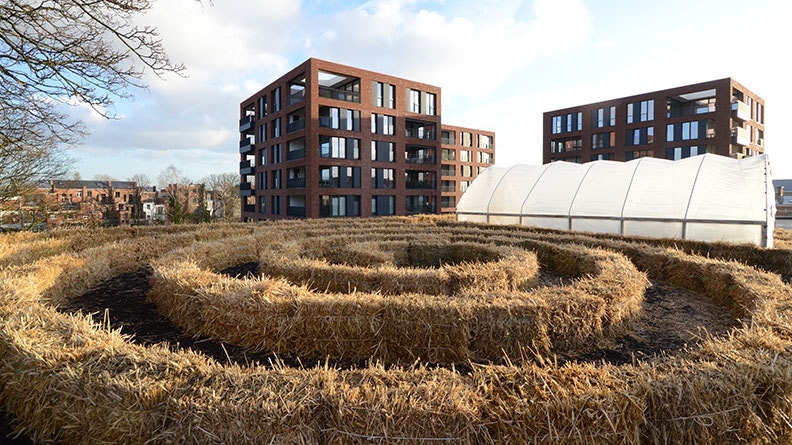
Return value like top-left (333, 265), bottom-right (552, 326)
top-left (456, 154), bottom-right (775, 247)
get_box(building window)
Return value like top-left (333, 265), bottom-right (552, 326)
top-left (550, 137), bottom-right (582, 153)
top-left (319, 107), bottom-right (360, 131)
top-left (271, 169), bottom-right (281, 189)
top-left (682, 121), bottom-right (699, 140)
top-left (319, 166), bottom-right (361, 188)
top-left (552, 115), bottom-right (562, 134)
top-left (478, 134), bottom-right (492, 149)
top-left (441, 196), bottom-right (456, 208)
top-left (272, 195), bottom-right (281, 215)
top-left (591, 153), bottom-right (613, 161)
top-left (625, 150), bottom-right (653, 161)
top-left (461, 165), bottom-right (473, 177)
top-left (664, 145), bottom-right (711, 160)
top-left (258, 124), bottom-right (267, 143)
top-left (410, 89), bottom-right (421, 113)
top-left (258, 172), bottom-right (267, 190)
top-left (441, 180), bottom-right (456, 192)
top-left (371, 140), bottom-right (395, 162)
top-left (460, 132), bottom-right (473, 147)
top-left (319, 195), bottom-right (360, 217)
top-left (258, 96), bottom-right (267, 118)
top-left (441, 149), bottom-right (456, 161)
top-left (371, 113), bottom-right (395, 135)
top-left (259, 195), bottom-right (267, 213)
top-left (426, 93), bottom-right (436, 115)
top-left (460, 150), bottom-right (471, 162)
top-left (478, 152), bottom-right (492, 164)
top-left (260, 147), bottom-right (268, 166)
top-left (640, 99), bottom-right (654, 122)
top-left (272, 118), bottom-right (281, 138)
top-left (375, 82), bottom-right (384, 107)
top-left (371, 195), bottom-right (395, 215)
top-left (406, 195), bottom-right (434, 214)
top-left (666, 124), bottom-right (674, 142)
top-left (372, 168), bottom-right (395, 189)
top-left (320, 136), bottom-right (360, 160)
top-left (625, 126), bottom-right (654, 146)
top-left (627, 103), bottom-right (634, 124)
top-left (593, 107), bottom-right (616, 128)
top-left (441, 165), bottom-right (456, 176)
top-left (272, 144), bottom-right (281, 163)
top-left (372, 81), bottom-right (394, 108)
top-left (592, 132), bottom-right (615, 149)
top-left (272, 87), bottom-right (281, 113)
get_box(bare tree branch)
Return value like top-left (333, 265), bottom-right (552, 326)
top-left (1, 0), bottom-right (196, 205)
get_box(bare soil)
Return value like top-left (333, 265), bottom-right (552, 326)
top-left (2, 263), bottom-right (740, 443)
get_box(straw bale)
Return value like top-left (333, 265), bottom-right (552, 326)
top-left (1, 217), bottom-right (790, 444)
top-left (475, 363), bottom-right (643, 444)
top-left (322, 366), bottom-right (487, 444)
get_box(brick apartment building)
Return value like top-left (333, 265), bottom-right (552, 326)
top-left (543, 78), bottom-right (764, 164)
top-left (238, 58), bottom-right (495, 220)
top-left (0, 180), bottom-right (220, 230)
top-left (0, 180), bottom-right (137, 229)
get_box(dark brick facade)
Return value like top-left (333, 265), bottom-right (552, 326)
top-left (239, 58), bottom-right (494, 220)
top-left (543, 78), bottom-right (765, 164)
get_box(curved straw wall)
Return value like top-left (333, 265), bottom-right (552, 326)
top-left (0, 217), bottom-right (789, 444)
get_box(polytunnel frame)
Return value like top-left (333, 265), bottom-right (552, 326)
top-left (457, 154), bottom-right (775, 248)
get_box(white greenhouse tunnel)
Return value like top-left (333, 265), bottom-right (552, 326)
top-left (456, 154), bottom-right (776, 247)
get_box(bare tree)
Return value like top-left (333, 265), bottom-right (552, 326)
top-left (1, 0), bottom-right (192, 207)
top-left (202, 173), bottom-right (240, 221)
top-left (129, 173), bottom-right (152, 188)
top-left (157, 164), bottom-right (188, 190)
top-left (93, 174), bottom-right (117, 182)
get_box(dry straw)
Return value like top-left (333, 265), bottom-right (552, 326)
top-left (0, 217), bottom-right (790, 443)
top-left (148, 234), bottom-right (645, 363)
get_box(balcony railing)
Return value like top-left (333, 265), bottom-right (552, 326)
top-left (239, 160), bottom-right (253, 175)
top-left (239, 115), bottom-right (254, 132)
top-left (242, 204), bottom-right (256, 213)
top-left (287, 178), bottom-right (306, 188)
top-left (406, 202), bottom-right (436, 214)
top-left (318, 86), bottom-right (360, 103)
top-left (288, 91), bottom-right (305, 106)
top-left (405, 128), bottom-right (436, 140)
top-left (731, 126), bottom-right (750, 146)
top-left (405, 156), bottom-right (436, 165)
top-left (405, 180), bottom-right (436, 190)
top-left (287, 119), bottom-right (306, 133)
top-left (239, 138), bottom-right (253, 154)
top-left (286, 206), bottom-right (306, 217)
top-left (239, 183), bottom-right (253, 197)
top-left (732, 100), bottom-right (751, 121)
top-left (287, 148), bottom-right (306, 161)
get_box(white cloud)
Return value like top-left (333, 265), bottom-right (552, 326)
top-left (305, 0), bottom-right (592, 99)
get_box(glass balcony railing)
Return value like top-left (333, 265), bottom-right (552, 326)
top-left (318, 86), bottom-right (360, 103)
top-left (287, 119), bottom-right (306, 133)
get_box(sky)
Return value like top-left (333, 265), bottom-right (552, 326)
top-left (66, 0), bottom-right (792, 183)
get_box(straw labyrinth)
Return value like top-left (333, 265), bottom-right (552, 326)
top-left (0, 217), bottom-right (791, 444)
